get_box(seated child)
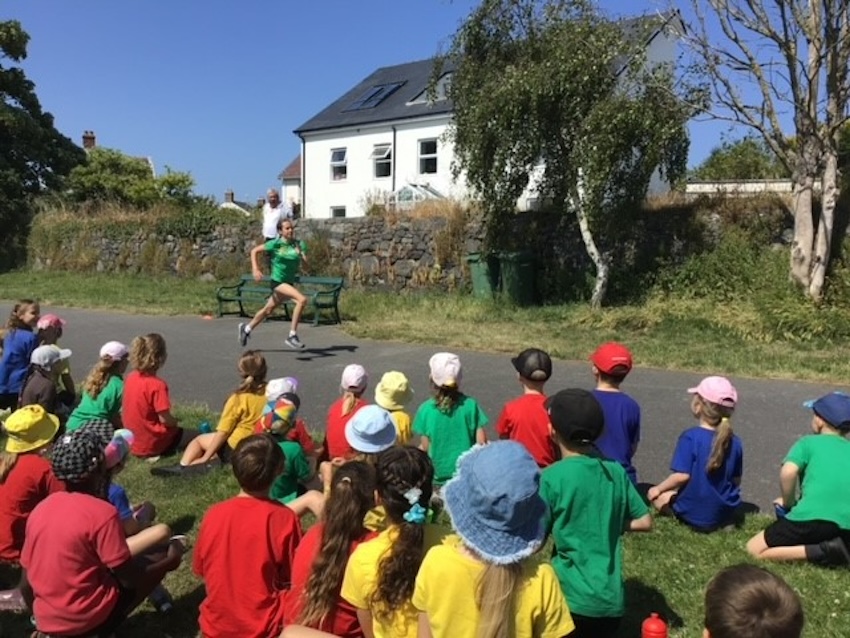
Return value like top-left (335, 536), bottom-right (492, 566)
top-left (19, 345), bottom-right (72, 417)
top-left (193, 434), bottom-right (302, 638)
top-left (540, 389), bottom-right (651, 638)
top-left (589, 342), bottom-right (641, 483)
top-left (254, 393), bottom-right (321, 517)
top-left (322, 364), bottom-right (369, 462)
top-left (747, 391), bottom-right (850, 566)
top-left (414, 353), bottom-right (488, 487)
top-left (648, 376), bottom-right (743, 532)
top-left (172, 350), bottom-right (268, 473)
top-left (374, 371), bottom-right (414, 445)
top-left (0, 406), bottom-right (63, 569)
top-left (266, 377), bottom-right (318, 461)
top-left (413, 441), bottom-right (575, 638)
top-left (285, 462), bottom-right (377, 637)
top-left (340, 446), bottom-right (444, 638)
top-left (122, 333), bottom-right (196, 458)
top-left (35, 313), bottom-right (75, 413)
top-left (495, 348), bottom-right (558, 467)
top-left (0, 300), bottom-right (40, 411)
top-left (20, 428), bottom-right (184, 637)
top-left (67, 341), bottom-right (129, 431)
top-left (79, 419), bottom-right (177, 613)
top-left (703, 564), bottom-right (804, 638)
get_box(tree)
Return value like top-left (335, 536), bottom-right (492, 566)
top-left (690, 136), bottom-right (789, 181)
top-left (0, 21), bottom-right (85, 269)
top-left (64, 148), bottom-right (198, 209)
top-left (684, 0), bottom-right (850, 301)
top-left (440, 0), bottom-right (693, 307)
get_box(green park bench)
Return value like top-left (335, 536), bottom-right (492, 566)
top-left (215, 274), bottom-right (344, 326)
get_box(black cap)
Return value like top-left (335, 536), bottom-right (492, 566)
top-left (280, 392), bottom-right (301, 411)
top-left (545, 388), bottom-right (604, 443)
top-left (512, 348), bottom-right (552, 382)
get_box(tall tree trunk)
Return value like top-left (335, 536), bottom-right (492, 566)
top-left (810, 148), bottom-right (839, 300)
top-left (570, 173), bottom-right (609, 309)
top-left (789, 146), bottom-right (818, 289)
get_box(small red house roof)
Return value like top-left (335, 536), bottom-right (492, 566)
top-left (279, 154), bottom-right (301, 181)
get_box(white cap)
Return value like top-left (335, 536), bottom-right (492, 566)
top-left (99, 341), bottom-right (129, 362)
top-left (341, 364), bottom-right (368, 393)
top-left (31, 345), bottom-right (72, 370)
top-left (429, 352), bottom-right (462, 388)
top-left (266, 377), bottom-right (299, 401)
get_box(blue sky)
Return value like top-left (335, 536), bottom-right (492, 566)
top-left (6, 0), bottom-right (752, 201)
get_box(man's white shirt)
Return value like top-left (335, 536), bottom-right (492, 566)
top-left (262, 202), bottom-right (293, 239)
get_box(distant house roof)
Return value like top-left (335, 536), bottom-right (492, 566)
top-left (294, 58), bottom-right (454, 135)
top-left (278, 154), bottom-right (301, 181)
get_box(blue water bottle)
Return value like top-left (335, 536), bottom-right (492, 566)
top-left (199, 421), bottom-right (212, 434)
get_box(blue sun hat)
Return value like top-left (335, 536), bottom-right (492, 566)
top-left (345, 404), bottom-right (397, 453)
top-left (803, 391), bottom-right (850, 431)
top-left (443, 440), bottom-right (547, 565)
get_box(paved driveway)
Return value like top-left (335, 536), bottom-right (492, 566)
top-left (2, 303), bottom-right (839, 513)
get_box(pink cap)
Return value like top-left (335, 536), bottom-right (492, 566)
top-left (100, 341), bottom-right (129, 362)
top-left (36, 314), bottom-right (66, 330)
top-left (688, 376), bottom-right (738, 408)
top-left (341, 364), bottom-right (368, 393)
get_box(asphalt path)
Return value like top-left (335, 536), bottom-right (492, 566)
top-left (2, 303), bottom-right (840, 514)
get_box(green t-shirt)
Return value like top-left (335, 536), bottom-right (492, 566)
top-left (265, 238), bottom-right (306, 284)
top-left (270, 439), bottom-right (312, 504)
top-left (539, 455), bottom-right (649, 618)
top-left (66, 375), bottom-right (124, 432)
top-left (412, 395), bottom-right (488, 485)
top-left (785, 434), bottom-right (850, 528)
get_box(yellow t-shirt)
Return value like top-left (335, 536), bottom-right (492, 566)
top-left (341, 524), bottom-right (446, 638)
top-left (390, 410), bottom-right (412, 445)
top-left (216, 390), bottom-right (267, 450)
top-left (412, 535), bottom-right (575, 638)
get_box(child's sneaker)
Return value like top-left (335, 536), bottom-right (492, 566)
top-left (238, 323), bottom-right (250, 347)
top-left (819, 537), bottom-right (850, 566)
top-left (285, 333), bottom-right (305, 350)
top-left (147, 584), bottom-right (174, 613)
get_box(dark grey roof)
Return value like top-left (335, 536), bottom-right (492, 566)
top-left (294, 58), bottom-right (453, 135)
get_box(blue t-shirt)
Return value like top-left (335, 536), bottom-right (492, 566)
top-left (0, 328), bottom-right (38, 395)
top-left (593, 390), bottom-right (641, 484)
top-left (670, 426), bottom-right (743, 530)
top-left (107, 482), bottom-right (133, 521)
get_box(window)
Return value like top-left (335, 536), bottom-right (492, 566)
top-left (371, 144), bottom-right (392, 179)
top-left (330, 148), bottom-right (347, 181)
top-left (330, 206), bottom-right (346, 218)
top-left (345, 82), bottom-right (405, 111)
top-left (408, 73), bottom-right (452, 105)
top-left (418, 139), bottom-right (438, 174)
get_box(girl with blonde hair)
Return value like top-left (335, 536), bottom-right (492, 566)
top-left (413, 441), bottom-right (574, 638)
top-left (648, 376), bottom-right (744, 531)
top-left (321, 364), bottom-right (369, 462)
top-left (161, 350), bottom-right (268, 474)
top-left (67, 341), bottom-right (130, 431)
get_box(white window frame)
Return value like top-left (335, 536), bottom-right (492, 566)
top-left (330, 206), bottom-right (346, 218)
top-left (418, 139), bottom-right (438, 175)
top-left (371, 144), bottom-right (392, 179)
top-left (330, 148), bottom-right (347, 181)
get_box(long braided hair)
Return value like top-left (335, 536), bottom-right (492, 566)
top-left (370, 446), bottom-right (434, 621)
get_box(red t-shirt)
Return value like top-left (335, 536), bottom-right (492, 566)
top-left (494, 393), bottom-right (559, 467)
top-left (21, 491), bottom-right (131, 635)
top-left (284, 523), bottom-right (376, 637)
top-left (323, 398), bottom-right (367, 460)
top-left (0, 454), bottom-right (65, 562)
top-left (122, 370), bottom-right (179, 457)
top-left (193, 496), bottom-right (302, 638)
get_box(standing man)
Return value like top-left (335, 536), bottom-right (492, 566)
top-left (262, 188), bottom-right (291, 242)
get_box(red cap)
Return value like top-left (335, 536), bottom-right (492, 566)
top-left (590, 342), bottom-right (633, 375)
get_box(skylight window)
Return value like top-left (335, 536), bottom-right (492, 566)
top-left (345, 82), bottom-right (405, 111)
top-left (408, 73), bottom-right (452, 105)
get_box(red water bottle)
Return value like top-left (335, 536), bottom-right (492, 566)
top-left (642, 612), bottom-right (668, 638)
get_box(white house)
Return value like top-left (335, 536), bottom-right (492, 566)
top-left (294, 12), bottom-right (684, 219)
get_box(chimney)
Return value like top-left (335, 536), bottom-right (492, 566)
top-left (224, 189), bottom-right (235, 203)
top-left (82, 130), bottom-right (96, 150)
top-left (256, 197), bottom-right (266, 207)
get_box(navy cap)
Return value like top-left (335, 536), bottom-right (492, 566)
top-left (804, 392), bottom-right (850, 431)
